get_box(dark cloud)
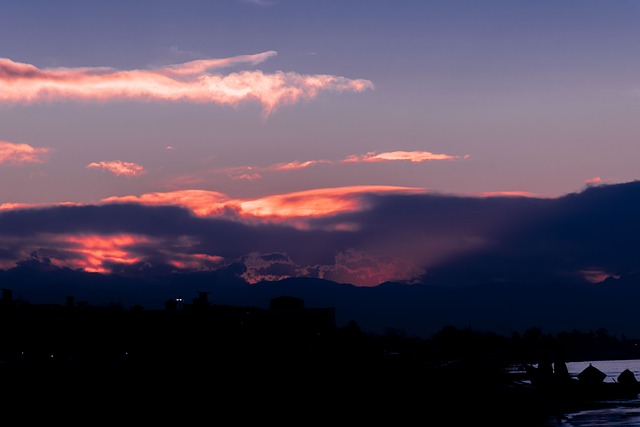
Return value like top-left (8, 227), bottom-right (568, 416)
top-left (2, 181), bottom-right (640, 288)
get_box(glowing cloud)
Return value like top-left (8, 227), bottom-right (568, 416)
top-left (101, 185), bottom-right (427, 222)
top-left (0, 140), bottom-right (50, 165)
top-left (54, 234), bottom-right (149, 273)
top-left (101, 190), bottom-right (231, 216)
top-left (478, 191), bottom-right (539, 198)
top-left (86, 160), bottom-right (146, 177)
top-left (0, 52), bottom-right (373, 116)
top-left (4, 230), bottom-right (226, 275)
top-left (236, 186), bottom-right (425, 219)
top-left (585, 176), bottom-right (602, 185)
top-left (343, 150), bottom-right (463, 163)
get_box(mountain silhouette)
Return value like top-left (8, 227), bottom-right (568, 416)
top-left (4, 180), bottom-right (640, 338)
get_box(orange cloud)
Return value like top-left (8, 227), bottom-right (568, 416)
top-left (0, 203), bottom-right (32, 211)
top-left (236, 186), bottom-right (424, 219)
top-left (0, 52), bottom-right (373, 116)
top-left (343, 150), bottom-right (463, 163)
top-left (86, 160), bottom-right (146, 177)
top-left (101, 185), bottom-right (427, 222)
top-left (54, 234), bottom-right (149, 273)
top-left (41, 233), bottom-right (223, 274)
top-left (2, 185), bottom-right (427, 230)
top-left (0, 140), bottom-right (50, 165)
top-left (101, 189), bottom-right (231, 216)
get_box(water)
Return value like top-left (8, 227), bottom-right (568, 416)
top-left (544, 359), bottom-right (640, 426)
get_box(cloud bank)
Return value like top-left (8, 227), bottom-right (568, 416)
top-left (0, 52), bottom-right (373, 116)
top-left (2, 181), bottom-right (640, 287)
top-left (101, 185), bottom-right (427, 224)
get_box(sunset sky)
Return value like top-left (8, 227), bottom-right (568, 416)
top-left (2, 0), bottom-right (640, 287)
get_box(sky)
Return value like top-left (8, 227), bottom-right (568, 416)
top-left (2, 0), bottom-right (640, 288)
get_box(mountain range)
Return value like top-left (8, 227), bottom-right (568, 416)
top-left (4, 180), bottom-right (640, 339)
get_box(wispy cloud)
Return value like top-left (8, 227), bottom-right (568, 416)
top-left (240, 0), bottom-right (274, 5)
top-left (343, 150), bottom-right (465, 163)
top-left (177, 149), bottom-right (464, 183)
top-left (86, 160), bottom-right (146, 177)
top-left (477, 191), bottom-right (539, 198)
top-left (270, 159), bottom-right (330, 171)
top-left (0, 51), bottom-right (373, 117)
top-left (0, 140), bottom-right (50, 165)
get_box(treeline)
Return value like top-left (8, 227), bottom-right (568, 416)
top-left (365, 323), bottom-right (640, 368)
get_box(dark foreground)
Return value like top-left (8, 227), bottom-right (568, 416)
top-left (2, 291), bottom-right (638, 424)
top-left (0, 354), bottom-right (573, 426)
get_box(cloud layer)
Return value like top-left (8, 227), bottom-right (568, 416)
top-left (2, 181), bottom-right (640, 287)
top-left (0, 52), bottom-right (373, 116)
top-left (101, 185), bottom-right (427, 224)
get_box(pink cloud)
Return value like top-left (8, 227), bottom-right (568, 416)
top-left (581, 268), bottom-right (619, 284)
top-left (232, 172), bottom-right (262, 181)
top-left (53, 234), bottom-right (150, 273)
top-left (167, 253), bottom-right (224, 270)
top-left (28, 233), bottom-right (224, 274)
top-left (175, 149), bottom-right (462, 184)
top-left (0, 52), bottom-right (373, 116)
top-left (343, 150), bottom-right (463, 163)
top-left (86, 160), bottom-right (146, 177)
top-left (478, 191), bottom-right (540, 198)
top-left (0, 140), bottom-right (50, 165)
top-left (101, 189), bottom-right (231, 216)
top-left (101, 185), bottom-right (427, 224)
top-left (271, 160), bottom-right (328, 171)
top-left (235, 186), bottom-right (426, 220)
top-left (585, 176), bottom-right (602, 185)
